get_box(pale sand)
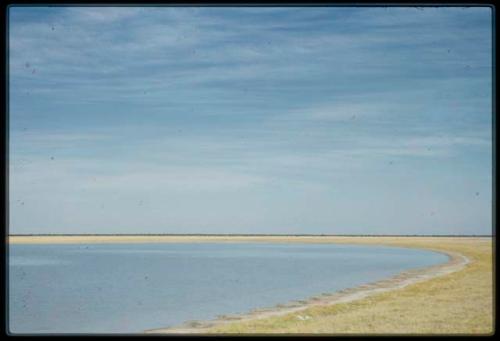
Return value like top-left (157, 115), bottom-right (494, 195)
top-left (6, 234), bottom-right (486, 245)
top-left (8, 235), bottom-right (482, 334)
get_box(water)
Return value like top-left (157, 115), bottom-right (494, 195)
top-left (8, 242), bottom-right (448, 334)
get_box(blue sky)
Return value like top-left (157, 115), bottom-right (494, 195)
top-left (9, 6), bottom-right (492, 235)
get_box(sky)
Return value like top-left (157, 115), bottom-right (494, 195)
top-left (8, 6), bottom-right (493, 235)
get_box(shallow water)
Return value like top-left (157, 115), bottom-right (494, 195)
top-left (8, 242), bottom-right (448, 334)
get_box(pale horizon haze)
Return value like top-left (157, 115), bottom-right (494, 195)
top-left (8, 6), bottom-right (493, 235)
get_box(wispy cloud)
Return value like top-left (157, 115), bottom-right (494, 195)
top-left (8, 6), bottom-right (492, 234)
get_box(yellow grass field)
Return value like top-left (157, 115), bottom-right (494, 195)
top-left (8, 235), bottom-right (494, 335)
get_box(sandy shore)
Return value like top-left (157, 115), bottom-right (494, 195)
top-left (6, 234), bottom-right (489, 245)
top-left (196, 236), bottom-right (492, 335)
top-left (144, 241), bottom-right (470, 334)
top-left (9, 235), bottom-right (492, 334)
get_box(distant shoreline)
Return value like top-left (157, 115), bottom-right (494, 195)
top-left (7, 233), bottom-right (493, 237)
top-left (7, 234), bottom-right (493, 244)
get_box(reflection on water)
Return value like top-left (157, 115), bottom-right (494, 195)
top-left (10, 256), bottom-right (72, 267)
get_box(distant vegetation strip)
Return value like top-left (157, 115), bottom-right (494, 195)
top-left (7, 233), bottom-right (492, 237)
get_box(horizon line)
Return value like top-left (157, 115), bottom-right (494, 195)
top-left (7, 233), bottom-right (494, 237)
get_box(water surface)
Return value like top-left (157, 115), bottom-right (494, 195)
top-left (9, 242), bottom-right (448, 334)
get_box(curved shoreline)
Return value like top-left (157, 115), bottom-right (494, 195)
top-left (144, 244), bottom-right (470, 334)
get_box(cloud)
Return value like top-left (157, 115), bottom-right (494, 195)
top-left (8, 7), bottom-right (492, 234)
top-left (8, 5), bottom-right (492, 117)
top-left (65, 7), bottom-right (144, 23)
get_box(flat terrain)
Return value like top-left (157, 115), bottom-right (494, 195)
top-left (8, 235), bottom-right (494, 335)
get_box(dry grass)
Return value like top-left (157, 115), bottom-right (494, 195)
top-left (205, 237), bottom-right (493, 335)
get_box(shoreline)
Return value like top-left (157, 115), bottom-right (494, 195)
top-left (144, 245), bottom-right (469, 334)
top-left (8, 235), bottom-right (490, 334)
top-left (7, 234), bottom-right (488, 244)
